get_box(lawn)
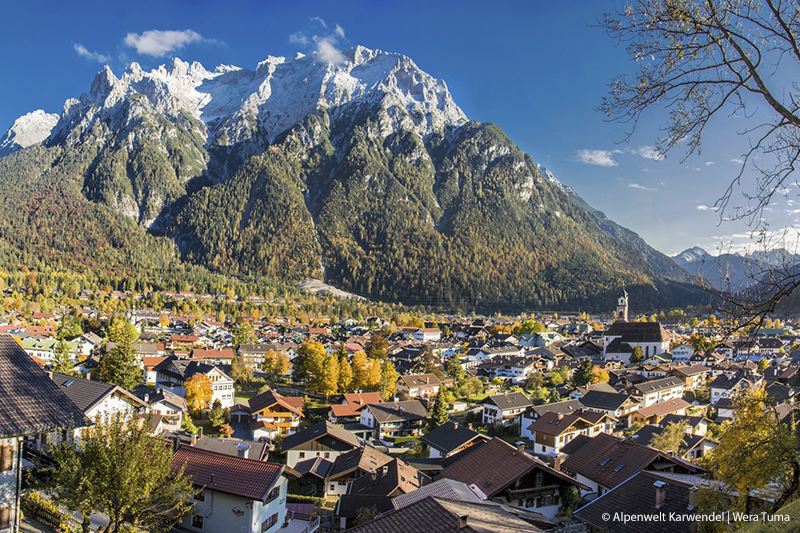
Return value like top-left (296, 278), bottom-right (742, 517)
top-left (195, 418), bottom-right (221, 438)
top-left (235, 389), bottom-right (259, 403)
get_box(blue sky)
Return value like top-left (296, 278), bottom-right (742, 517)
top-left (1, 0), bottom-right (794, 256)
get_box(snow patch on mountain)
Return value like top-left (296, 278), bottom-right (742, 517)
top-left (0, 110), bottom-right (60, 157)
top-left (673, 247), bottom-right (709, 265)
top-left (40, 46), bottom-right (467, 152)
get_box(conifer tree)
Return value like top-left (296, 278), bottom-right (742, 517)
top-left (52, 338), bottom-right (75, 375)
top-left (429, 391), bottom-right (450, 429)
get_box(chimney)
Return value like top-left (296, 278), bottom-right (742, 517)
top-left (453, 423), bottom-right (459, 430)
top-left (467, 423), bottom-right (473, 431)
top-left (144, 394), bottom-right (149, 404)
top-left (209, 473), bottom-right (215, 486)
top-left (457, 514), bottom-right (469, 529)
top-left (46, 371), bottom-right (53, 379)
top-left (654, 481), bottom-right (667, 509)
top-left (687, 486), bottom-right (698, 511)
top-left (190, 434), bottom-right (197, 446)
top-left (557, 412), bottom-right (564, 420)
top-left (517, 445), bottom-right (525, 454)
top-left (237, 444), bottom-right (250, 459)
top-left (553, 455), bottom-right (562, 471)
top-left (199, 427), bottom-right (204, 438)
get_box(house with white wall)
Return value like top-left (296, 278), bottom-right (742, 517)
top-left (171, 446), bottom-right (295, 533)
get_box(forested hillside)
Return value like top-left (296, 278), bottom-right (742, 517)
top-left (0, 48), bottom-right (704, 313)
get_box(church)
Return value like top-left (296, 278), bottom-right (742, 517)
top-left (602, 289), bottom-right (671, 364)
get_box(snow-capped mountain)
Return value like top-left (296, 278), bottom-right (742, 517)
top-left (40, 46), bottom-right (466, 156)
top-left (673, 246), bottom-right (708, 266)
top-left (0, 110), bottom-right (59, 158)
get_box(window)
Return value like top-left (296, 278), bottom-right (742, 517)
top-left (298, 452), bottom-right (305, 459)
top-left (261, 513), bottom-right (278, 531)
top-left (0, 445), bottom-right (13, 472)
top-left (0, 507), bottom-right (10, 529)
top-left (265, 485), bottom-right (280, 503)
top-left (330, 484), bottom-right (336, 492)
top-left (194, 488), bottom-right (205, 501)
top-left (191, 515), bottom-right (204, 529)
top-left (324, 452), bottom-right (330, 458)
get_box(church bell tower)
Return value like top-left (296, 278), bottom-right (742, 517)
top-left (616, 287), bottom-right (629, 322)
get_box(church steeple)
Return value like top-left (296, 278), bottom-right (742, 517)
top-left (616, 286), bottom-right (629, 322)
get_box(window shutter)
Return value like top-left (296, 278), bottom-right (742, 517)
top-left (0, 445), bottom-right (14, 472)
top-left (0, 506), bottom-right (10, 529)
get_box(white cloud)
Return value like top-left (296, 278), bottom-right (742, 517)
top-left (290, 19), bottom-right (347, 65)
top-left (289, 32), bottom-right (309, 45)
top-left (315, 35), bottom-right (346, 65)
top-left (633, 146), bottom-right (664, 161)
top-left (576, 149), bottom-right (621, 167)
top-left (696, 205), bottom-right (714, 211)
top-left (628, 183), bottom-right (657, 192)
top-left (730, 158), bottom-right (744, 164)
top-left (705, 161), bottom-right (715, 166)
top-left (74, 43), bottom-right (109, 63)
top-left (124, 29), bottom-right (205, 57)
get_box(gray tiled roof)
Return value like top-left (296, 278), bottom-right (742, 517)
top-left (367, 401), bottom-right (429, 423)
top-left (50, 372), bottom-right (120, 413)
top-left (344, 497), bottom-right (542, 532)
top-left (420, 421), bottom-right (487, 455)
top-left (0, 335), bottom-right (88, 437)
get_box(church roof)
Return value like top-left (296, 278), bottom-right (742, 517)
top-left (604, 322), bottom-right (670, 343)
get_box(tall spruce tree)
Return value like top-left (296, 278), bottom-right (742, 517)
top-left (429, 391), bottom-right (450, 430)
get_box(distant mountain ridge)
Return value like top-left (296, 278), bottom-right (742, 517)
top-left (673, 246), bottom-right (800, 290)
top-left (0, 46), bottom-right (704, 311)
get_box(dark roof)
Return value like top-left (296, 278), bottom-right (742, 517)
top-left (140, 388), bottom-right (187, 411)
top-left (281, 420), bottom-right (360, 451)
top-left (670, 364), bottom-right (710, 377)
top-left (559, 434), bottom-right (592, 456)
top-left (604, 322), bottom-right (670, 343)
top-left (326, 446), bottom-right (393, 479)
top-left (438, 438), bottom-right (585, 498)
top-left (575, 471), bottom-right (698, 532)
top-left (192, 437), bottom-right (269, 461)
top-left (336, 494), bottom-right (394, 519)
top-left (658, 414), bottom-right (706, 430)
top-left (344, 496), bottom-right (542, 533)
top-left (561, 433), bottom-right (693, 490)
top-left (0, 336), bottom-right (88, 437)
top-left (529, 399), bottom-right (582, 418)
top-left (50, 372), bottom-right (145, 413)
top-left (633, 377), bottom-right (685, 395)
top-left (171, 446), bottom-right (284, 500)
top-left (347, 459), bottom-right (429, 496)
top-left (367, 401), bottom-right (429, 423)
top-left (579, 390), bottom-right (636, 411)
top-left (483, 392), bottom-right (531, 411)
top-left (154, 357), bottom-right (216, 380)
top-left (420, 421), bottom-right (487, 455)
top-left (294, 457), bottom-right (334, 479)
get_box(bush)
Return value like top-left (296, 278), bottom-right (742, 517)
top-left (287, 494), bottom-right (326, 506)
